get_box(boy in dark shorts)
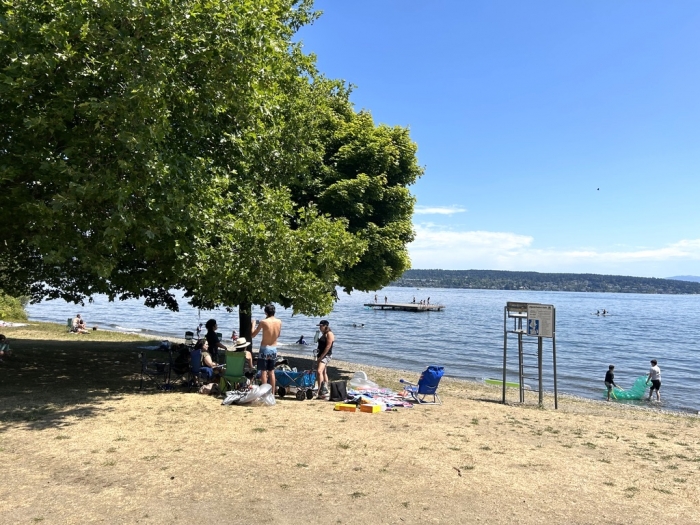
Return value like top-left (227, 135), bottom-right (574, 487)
top-left (646, 359), bottom-right (661, 401)
top-left (604, 365), bottom-right (618, 401)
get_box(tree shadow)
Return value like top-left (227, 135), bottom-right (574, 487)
top-left (0, 338), bottom-right (177, 432)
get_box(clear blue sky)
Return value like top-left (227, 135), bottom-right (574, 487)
top-left (297, 1), bottom-right (700, 278)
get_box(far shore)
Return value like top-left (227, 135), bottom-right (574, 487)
top-left (1, 322), bottom-right (699, 524)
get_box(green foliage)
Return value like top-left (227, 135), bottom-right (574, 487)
top-left (0, 0), bottom-right (422, 316)
top-left (393, 270), bottom-right (700, 294)
top-left (0, 293), bottom-right (28, 320)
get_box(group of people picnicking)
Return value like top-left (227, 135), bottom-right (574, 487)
top-left (194, 304), bottom-right (335, 399)
top-left (604, 359), bottom-right (662, 402)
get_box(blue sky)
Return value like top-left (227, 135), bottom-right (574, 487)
top-left (297, 1), bottom-right (700, 278)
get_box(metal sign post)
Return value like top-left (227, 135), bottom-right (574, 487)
top-left (502, 302), bottom-right (558, 408)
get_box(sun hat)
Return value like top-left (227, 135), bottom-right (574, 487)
top-left (234, 337), bottom-right (251, 349)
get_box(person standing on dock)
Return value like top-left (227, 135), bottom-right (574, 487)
top-left (384, 296), bottom-right (388, 304)
top-left (427, 297), bottom-right (430, 305)
top-left (412, 296), bottom-right (416, 303)
top-left (646, 359), bottom-right (661, 402)
top-left (374, 294), bottom-right (378, 304)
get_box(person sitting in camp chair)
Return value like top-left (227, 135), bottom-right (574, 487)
top-left (232, 337), bottom-right (255, 369)
top-left (0, 334), bottom-right (12, 362)
top-left (196, 339), bottom-right (225, 383)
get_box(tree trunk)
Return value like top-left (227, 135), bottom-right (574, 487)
top-left (239, 301), bottom-right (253, 348)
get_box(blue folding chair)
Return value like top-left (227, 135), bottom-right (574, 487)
top-left (400, 365), bottom-right (445, 404)
top-left (189, 348), bottom-right (215, 389)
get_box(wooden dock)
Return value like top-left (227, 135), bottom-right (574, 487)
top-left (364, 302), bottom-right (445, 312)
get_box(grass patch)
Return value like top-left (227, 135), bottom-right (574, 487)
top-left (252, 428), bottom-right (266, 433)
top-left (337, 441), bottom-right (351, 450)
top-left (350, 492), bottom-right (366, 499)
top-left (55, 435), bottom-right (70, 440)
top-left (479, 445), bottom-right (492, 451)
top-left (583, 442), bottom-right (597, 449)
top-left (296, 463), bottom-right (308, 468)
top-left (471, 418), bottom-right (479, 425)
top-left (603, 481), bottom-right (614, 487)
top-left (673, 478), bottom-right (686, 483)
top-left (654, 487), bottom-right (672, 494)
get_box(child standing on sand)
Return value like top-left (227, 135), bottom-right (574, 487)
top-left (604, 365), bottom-right (618, 401)
top-left (646, 359), bottom-right (661, 401)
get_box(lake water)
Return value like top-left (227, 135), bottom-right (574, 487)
top-left (25, 287), bottom-right (700, 413)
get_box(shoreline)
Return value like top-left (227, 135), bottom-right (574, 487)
top-left (2, 322), bottom-right (700, 523)
top-left (6, 320), bottom-right (697, 417)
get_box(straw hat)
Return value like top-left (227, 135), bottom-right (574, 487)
top-left (234, 337), bottom-right (251, 349)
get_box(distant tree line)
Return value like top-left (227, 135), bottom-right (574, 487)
top-left (391, 270), bottom-right (700, 294)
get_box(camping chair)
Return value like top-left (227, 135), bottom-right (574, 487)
top-left (189, 348), bottom-right (225, 390)
top-left (66, 318), bottom-right (75, 333)
top-left (223, 350), bottom-right (249, 391)
top-left (399, 365), bottom-right (445, 405)
top-left (184, 331), bottom-right (195, 348)
top-left (139, 349), bottom-right (173, 390)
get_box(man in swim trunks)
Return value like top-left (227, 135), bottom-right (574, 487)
top-left (252, 304), bottom-right (282, 395)
top-left (646, 359), bottom-right (661, 401)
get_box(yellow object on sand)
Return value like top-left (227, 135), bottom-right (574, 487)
top-left (334, 403), bottom-right (357, 412)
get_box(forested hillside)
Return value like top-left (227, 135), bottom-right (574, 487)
top-left (392, 269), bottom-right (700, 294)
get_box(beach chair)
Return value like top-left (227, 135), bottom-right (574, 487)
top-left (184, 331), bottom-right (195, 348)
top-left (189, 348), bottom-right (219, 389)
top-left (399, 365), bottom-right (445, 405)
top-left (223, 350), bottom-right (248, 390)
top-left (139, 350), bottom-right (172, 390)
top-left (66, 318), bottom-right (74, 333)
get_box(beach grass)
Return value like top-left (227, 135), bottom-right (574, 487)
top-left (1, 322), bottom-right (699, 524)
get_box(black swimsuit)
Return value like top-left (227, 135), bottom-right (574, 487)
top-left (317, 331), bottom-right (333, 358)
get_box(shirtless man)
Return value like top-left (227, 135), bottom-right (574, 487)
top-left (251, 304), bottom-right (282, 394)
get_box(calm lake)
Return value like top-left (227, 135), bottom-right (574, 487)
top-left (26, 287), bottom-right (700, 413)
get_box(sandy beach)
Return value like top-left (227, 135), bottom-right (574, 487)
top-left (1, 322), bottom-right (699, 524)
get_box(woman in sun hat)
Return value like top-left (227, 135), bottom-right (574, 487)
top-left (233, 336), bottom-right (255, 369)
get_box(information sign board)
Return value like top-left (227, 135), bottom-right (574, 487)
top-left (526, 304), bottom-right (554, 338)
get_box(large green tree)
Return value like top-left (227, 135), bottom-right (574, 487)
top-left (0, 0), bottom-right (422, 334)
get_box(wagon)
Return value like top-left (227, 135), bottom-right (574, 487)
top-left (274, 369), bottom-right (317, 400)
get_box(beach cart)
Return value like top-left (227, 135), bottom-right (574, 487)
top-left (275, 369), bottom-right (317, 400)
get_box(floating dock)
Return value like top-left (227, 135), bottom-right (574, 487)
top-left (364, 302), bottom-right (445, 312)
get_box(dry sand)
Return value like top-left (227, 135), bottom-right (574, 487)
top-left (1, 323), bottom-right (699, 524)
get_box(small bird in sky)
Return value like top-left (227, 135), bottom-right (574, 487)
top-left (597, 188), bottom-right (599, 190)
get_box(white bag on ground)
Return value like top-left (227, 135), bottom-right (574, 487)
top-left (349, 371), bottom-right (379, 390)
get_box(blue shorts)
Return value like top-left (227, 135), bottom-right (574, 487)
top-left (257, 346), bottom-right (277, 372)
